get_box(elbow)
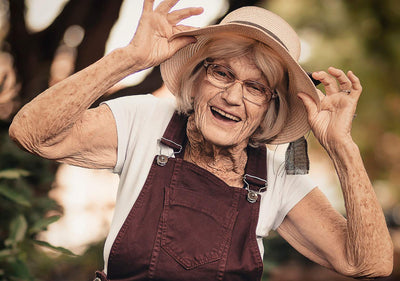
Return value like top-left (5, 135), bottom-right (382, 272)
top-left (343, 265), bottom-right (393, 279)
top-left (9, 117), bottom-right (46, 156)
top-left (9, 118), bottom-right (32, 152)
top-left (348, 266), bottom-right (392, 279)
top-left (336, 255), bottom-right (394, 279)
top-left (9, 119), bottom-right (70, 162)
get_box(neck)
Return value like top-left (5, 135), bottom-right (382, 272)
top-left (184, 114), bottom-right (248, 188)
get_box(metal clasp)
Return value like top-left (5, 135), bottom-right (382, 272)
top-left (247, 190), bottom-right (258, 203)
top-left (243, 174), bottom-right (267, 203)
top-left (156, 138), bottom-right (183, 167)
top-left (156, 154), bottom-right (169, 166)
top-left (160, 137), bottom-right (182, 154)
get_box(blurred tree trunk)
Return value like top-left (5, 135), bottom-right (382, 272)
top-left (4, 0), bottom-right (265, 117)
top-left (6, 0), bottom-right (124, 107)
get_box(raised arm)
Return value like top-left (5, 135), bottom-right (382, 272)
top-left (9, 0), bottom-right (203, 169)
top-left (278, 68), bottom-right (393, 278)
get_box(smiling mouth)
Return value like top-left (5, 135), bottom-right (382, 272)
top-left (210, 106), bottom-right (241, 122)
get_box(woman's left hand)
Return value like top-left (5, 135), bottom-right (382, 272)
top-left (298, 67), bottom-right (362, 150)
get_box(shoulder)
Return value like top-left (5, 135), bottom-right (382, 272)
top-left (256, 145), bottom-right (316, 233)
top-left (103, 94), bottom-right (176, 127)
top-left (104, 94), bottom-right (176, 113)
top-left (265, 145), bottom-right (314, 188)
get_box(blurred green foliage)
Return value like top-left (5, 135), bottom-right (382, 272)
top-left (0, 126), bottom-right (78, 280)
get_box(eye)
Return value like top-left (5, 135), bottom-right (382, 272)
top-left (211, 65), bottom-right (234, 82)
top-left (244, 81), bottom-right (266, 95)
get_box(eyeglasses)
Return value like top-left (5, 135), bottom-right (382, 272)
top-left (203, 61), bottom-right (277, 106)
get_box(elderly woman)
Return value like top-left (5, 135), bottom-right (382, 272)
top-left (9, 0), bottom-right (393, 280)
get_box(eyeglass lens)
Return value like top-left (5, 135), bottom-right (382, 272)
top-left (205, 63), bottom-right (272, 104)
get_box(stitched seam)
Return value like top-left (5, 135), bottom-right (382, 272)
top-left (107, 159), bottom-right (157, 273)
top-left (251, 200), bottom-right (264, 280)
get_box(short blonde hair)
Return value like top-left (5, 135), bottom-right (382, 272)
top-left (176, 33), bottom-right (289, 146)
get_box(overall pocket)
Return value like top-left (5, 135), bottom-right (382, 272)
top-left (160, 185), bottom-right (239, 270)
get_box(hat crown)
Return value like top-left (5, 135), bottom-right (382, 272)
top-left (220, 6), bottom-right (301, 60)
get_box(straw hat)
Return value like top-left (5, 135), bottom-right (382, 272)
top-left (160, 6), bottom-right (319, 144)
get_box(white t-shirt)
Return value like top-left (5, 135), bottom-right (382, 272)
top-left (102, 94), bottom-right (316, 273)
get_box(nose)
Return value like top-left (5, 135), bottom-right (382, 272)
top-left (221, 81), bottom-right (243, 105)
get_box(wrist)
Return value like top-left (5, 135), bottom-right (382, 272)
top-left (324, 137), bottom-right (360, 163)
top-left (118, 44), bottom-right (154, 73)
top-left (109, 46), bottom-right (148, 76)
top-left (321, 133), bottom-right (354, 153)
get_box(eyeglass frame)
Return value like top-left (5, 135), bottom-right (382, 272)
top-left (203, 60), bottom-right (278, 106)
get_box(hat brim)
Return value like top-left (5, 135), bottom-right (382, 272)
top-left (160, 22), bottom-right (319, 145)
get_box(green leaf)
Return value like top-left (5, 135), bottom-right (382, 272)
top-left (0, 249), bottom-right (17, 260)
top-left (0, 169), bottom-right (30, 179)
top-left (9, 257), bottom-right (33, 280)
top-left (28, 215), bottom-right (60, 235)
top-left (5, 215), bottom-right (28, 247)
top-left (33, 240), bottom-right (78, 257)
top-left (0, 185), bottom-right (31, 207)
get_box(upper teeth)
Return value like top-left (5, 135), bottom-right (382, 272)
top-left (211, 107), bottom-right (241, 122)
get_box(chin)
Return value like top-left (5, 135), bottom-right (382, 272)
top-left (203, 132), bottom-right (242, 148)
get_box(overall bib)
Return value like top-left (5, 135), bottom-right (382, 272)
top-left (95, 112), bottom-right (268, 281)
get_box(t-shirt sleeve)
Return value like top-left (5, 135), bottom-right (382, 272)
top-left (102, 94), bottom-right (175, 174)
top-left (261, 148), bottom-right (317, 231)
top-left (256, 148), bottom-right (318, 236)
top-left (272, 173), bottom-right (316, 230)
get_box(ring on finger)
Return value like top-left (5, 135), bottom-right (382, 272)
top-left (340, 89), bottom-right (351, 94)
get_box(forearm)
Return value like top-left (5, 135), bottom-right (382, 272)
top-left (326, 140), bottom-right (393, 277)
top-left (9, 47), bottom-right (139, 152)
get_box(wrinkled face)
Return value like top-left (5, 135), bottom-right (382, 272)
top-left (192, 56), bottom-right (270, 147)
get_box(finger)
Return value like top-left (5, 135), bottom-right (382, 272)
top-left (297, 92), bottom-right (318, 120)
top-left (143, 0), bottom-right (155, 12)
top-left (173, 25), bottom-right (200, 34)
top-left (316, 88), bottom-right (325, 100)
top-left (156, 0), bottom-right (180, 13)
top-left (312, 71), bottom-right (339, 95)
top-left (328, 67), bottom-right (351, 91)
top-left (348, 71), bottom-right (362, 91)
top-left (347, 71), bottom-right (362, 100)
top-left (167, 7), bottom-right (203, 25)
top-left (168, 36), bottom-right (198, 53)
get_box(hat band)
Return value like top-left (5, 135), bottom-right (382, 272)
top-left (229, 20), bottom-right (289, 51)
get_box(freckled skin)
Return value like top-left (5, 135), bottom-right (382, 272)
top-left (281, 67), bottom-right (394, 277)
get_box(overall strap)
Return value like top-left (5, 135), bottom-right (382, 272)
top-left (245, 145), bottom-right (267, 186)
top-left (160, 112), bottom-right (188, 157)
top-left (243, 145), bottom-right (268, 202)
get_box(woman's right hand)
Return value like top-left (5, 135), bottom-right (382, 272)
top-left (127, 0), bottom-right (203, 70)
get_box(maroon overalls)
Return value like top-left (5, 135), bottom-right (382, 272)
top-left (95, 113), bottom-right (268, 281)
